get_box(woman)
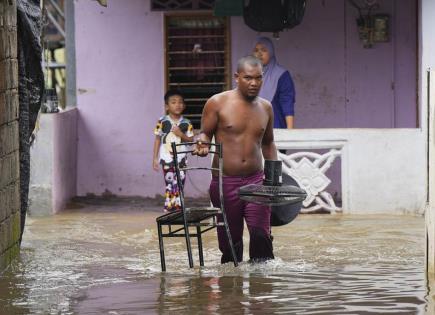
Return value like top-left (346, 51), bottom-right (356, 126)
top-left (253, 37), bottom-right (295, 129)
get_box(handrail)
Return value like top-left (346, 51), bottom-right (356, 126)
top-left (47, 0), bottom-right (65, 19)
top-left (173, 141), bottom-right (220, 147)
top-left (179, 167), bottom-right (220, 172)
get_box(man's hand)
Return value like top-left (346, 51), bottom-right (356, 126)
top-left (193, 141), bottom-right (210, 156)
top-left (153, 158), bottom-right (160, 171)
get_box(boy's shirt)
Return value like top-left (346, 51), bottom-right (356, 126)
top-left (154, 115), bottom-right (194, 165)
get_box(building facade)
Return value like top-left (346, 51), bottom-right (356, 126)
top-left (71, 0), bottom-right (423, 214)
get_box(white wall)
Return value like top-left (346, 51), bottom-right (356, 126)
top-left (275, 128), bottom-right (426, 214)
top-left (29, 114), bottom-right (54, 215)
top-left (422, 0), bottom-right (435, 273)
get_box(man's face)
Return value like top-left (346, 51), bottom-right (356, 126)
top-left (235, 63), bottom-right (263, 99)
top-left (253, 43), bottom-right (271, 66)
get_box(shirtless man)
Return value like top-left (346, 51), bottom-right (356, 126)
top-left (194, 55), bottom-right (278, 263)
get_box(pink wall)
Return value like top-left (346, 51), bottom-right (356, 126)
top-left (74, 0), bottom-right (417, 198)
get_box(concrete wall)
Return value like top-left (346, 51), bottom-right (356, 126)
top-left (29, 114), bottom-right (54, 215)
top-left (29, 109), bottom-right (78, 215)
top-left (231, 0), bottom-right (417, 129)
top-left (275, 128), bottom-right (426, 214)
top-left (230, 0), bottom-right (417, 199)
top-left (75, 0), bottom-right (165, 198)
top-left (72, 0), bottom-right (422, 213)
top-left (53, 109), bottom-right (78, 213)
top-left (0, 0), bottom-right (21, 272)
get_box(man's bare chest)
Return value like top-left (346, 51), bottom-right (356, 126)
top-left (218, 107), bottom-right (268, 136)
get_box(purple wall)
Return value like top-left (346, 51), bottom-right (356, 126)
top-left (232, 0), bottom-right (417, 128)
top-left (74, 0), bottom-right (417, 198)
top-left (75, 0), bottom-right (165, 197)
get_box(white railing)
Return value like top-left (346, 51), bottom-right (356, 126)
top-left (279, 149), bottom-right (342, 214)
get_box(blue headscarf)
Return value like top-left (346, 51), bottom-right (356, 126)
top-left (254, 37), bottom-right (286, 102)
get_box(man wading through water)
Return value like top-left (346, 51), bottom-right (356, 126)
top-left (194, 56), bottom-right (278, 263)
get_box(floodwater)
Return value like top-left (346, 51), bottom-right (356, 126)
top-left (0, 199), bottom-right (431, 315)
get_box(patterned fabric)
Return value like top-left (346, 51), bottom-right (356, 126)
top-left (154, 115), bottom-right (194, 165)
top-left (162, 162), bottom-right (186, 212)
top-left (154, 115), bottom-right (193, 212)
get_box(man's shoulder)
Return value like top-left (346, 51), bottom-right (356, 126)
top-left (206, 90), bottom-right (233, 108)
top-left (210, 90), bottom-right (232, 101)
top-left (255, 96), bottom-right (273, 116)
top-left (256, 96), bottom-right (273, 109)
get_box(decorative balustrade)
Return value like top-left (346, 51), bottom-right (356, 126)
top-left (279, 149), bottom-right (342, 214)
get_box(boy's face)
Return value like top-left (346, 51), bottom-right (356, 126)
top-left (165, 95), bottom-right (185, 116)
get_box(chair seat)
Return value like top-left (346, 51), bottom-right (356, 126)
top-left (156, 210), bottom-right (183, 223)
top-left (186, 206), bottom-right (221, 212)
top-left (156, 207), bottom-right (221, 225)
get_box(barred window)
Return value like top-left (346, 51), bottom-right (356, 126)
top-left (165, 14), bottom-right (231, 128)
top-left (152, 0), bottom-right (214, 11)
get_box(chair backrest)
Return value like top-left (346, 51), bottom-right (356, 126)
top-left (171, 141), bottom-right (224, 212)
top-left (171, 141), bottom-right (222, 172)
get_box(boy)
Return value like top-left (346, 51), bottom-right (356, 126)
top-left (153, 90), bottom-right (194, 212)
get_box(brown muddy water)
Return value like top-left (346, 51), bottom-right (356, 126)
top-left (0, 200), bottom-right (431, 315)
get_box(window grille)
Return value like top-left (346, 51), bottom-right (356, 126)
top-left (165, 15), bottom-right (231, 128)
top-left (152, 0), bottom-right (214, 11)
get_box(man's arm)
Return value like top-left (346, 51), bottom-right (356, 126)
top-left (262, 101), bottom-right (278, 160)
top-left (193, 96), bottom-right (219, 156)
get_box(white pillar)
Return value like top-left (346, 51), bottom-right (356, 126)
top-left (422, 0), bottom-right (435, 274)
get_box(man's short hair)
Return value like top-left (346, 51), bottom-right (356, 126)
top-left (164, 89), bottom-right (184, 104)
top-left (236, 55), bottom-right (263, 73)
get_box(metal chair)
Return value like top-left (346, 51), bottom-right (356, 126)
top-left (155, 141), bottom-right (238, 271)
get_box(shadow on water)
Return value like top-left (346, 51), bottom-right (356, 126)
top-left (0, 201), bottom-right (431, 314)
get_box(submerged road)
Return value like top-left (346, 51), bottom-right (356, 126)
top-left (0, 198), bottom-right (429, 314)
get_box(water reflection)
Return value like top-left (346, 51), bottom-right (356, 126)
top-left (0, 202), bottom-right (429, 314)
top-left (154, 265), bottom-right (426, 314)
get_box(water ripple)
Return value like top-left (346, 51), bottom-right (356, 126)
top-left (0, 212), bottom-right (428, 315)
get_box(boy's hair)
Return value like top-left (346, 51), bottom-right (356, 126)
top-left (164, 89), bottom-right (184, 104)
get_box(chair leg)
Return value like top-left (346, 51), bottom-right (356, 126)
top-left (157, 223), bottom-right (166, 272)
top-left (221, 213), bottom-right (239, 267)
top-left (183, 215), bottom-right (194, 268)
top-left (197, 226), bottom-right (204, 267)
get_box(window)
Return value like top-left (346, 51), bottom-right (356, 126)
top-left (165, 14), bottom-right (231, 128)
top-left (152, 0), bottom-right (214, 11)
